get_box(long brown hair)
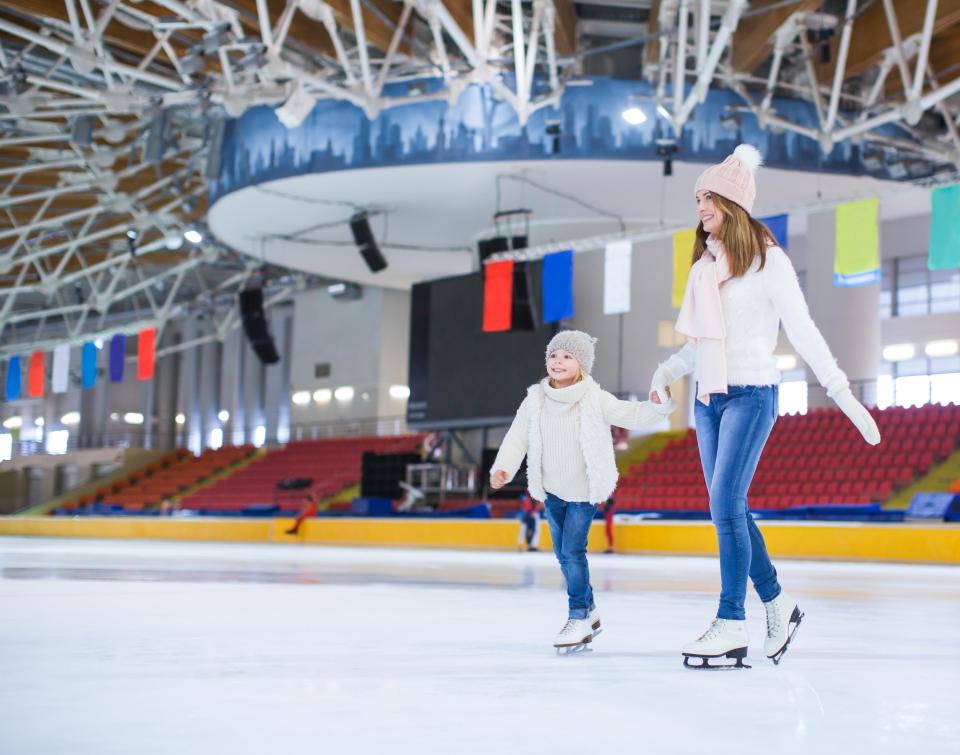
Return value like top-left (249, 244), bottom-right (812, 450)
top-left (692, 193), bottom-right (778, 278)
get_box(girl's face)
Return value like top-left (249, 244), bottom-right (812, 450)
top-left (546, 348), bottom-right (581, 386)
top-left (696, 190), bottom-right (723, 234)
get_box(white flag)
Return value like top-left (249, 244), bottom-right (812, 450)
top-left (52, 344), bottom-right (70, 393)
top-left (603, 240), bottom-right (632, 315)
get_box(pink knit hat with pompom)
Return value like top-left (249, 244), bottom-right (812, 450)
top-left (694, 144), bottom-right (763, 213)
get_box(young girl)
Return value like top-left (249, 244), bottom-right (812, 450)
top-left (650, 144), bottom-right (881, 668)
top-left (490, 330), bottom-right (675, 651)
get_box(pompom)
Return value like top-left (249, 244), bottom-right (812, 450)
top-left (733, 143), bottom-right (763, 173)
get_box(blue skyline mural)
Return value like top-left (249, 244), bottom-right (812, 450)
top-left (210, 77), bottom-right (896, 204)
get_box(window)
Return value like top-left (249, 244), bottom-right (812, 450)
top-left (779, 380), bottom-right (808, 416)
top-left (0, 433), bottom-right (11, 462)
top-left (209, 427), bottom-right (223, 450)
top-left (883, 254), bottom-right (960, 318)
top-left (882, 355), bottom-right (960, 407)
top-left (45, 429), bottom-right (69, 455)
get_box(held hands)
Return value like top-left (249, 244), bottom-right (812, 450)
top-left (490, 469), bottom-right (510, 490)
top-left (832, 388), bottom-right (881, 446)
top-left (649, 384), bottom-right (677, 416)
top-left (650, 365), bottom-right (674, 405)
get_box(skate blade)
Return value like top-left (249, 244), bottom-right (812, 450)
top-left (769, 608), bottom-right (805, 665)
top-left (555, 637), bottom-right (593, 655)
top-left (682, 647), bottom-right (750, 670)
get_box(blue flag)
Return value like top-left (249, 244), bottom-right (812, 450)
top-left (5, 357), bottom-right (21, 401)
top-left (542, 250), bottom-right (574, 323)
top-left (82, 342), bottom-right (98, 389)
top-left (109, 334), bottom-right (126, 383)
top-left (761, 213), bottom-right (788, 249)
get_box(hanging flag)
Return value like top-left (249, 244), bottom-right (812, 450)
top-left (52, 344), bottom-right (70, 394)
top-left (5, 357), bottom-right (21, 402)
top-left (603, 241), bottom-right (632, 315)
top-left (482, 261), bottom-right (514, 332)
top-left (835, 197), bottom-right (880, 286)
top-left (81, 342), bottom-right (97, 389)
top-left (27, 351), bottom-right (45, 398)
top-left (511, 263), bottom-right (535, 331)
top-left (761, 213), bottom-right (789, 249)
top-left (137, 327), bottom-right (157, 380)
top-left (929, 184), bottom-right (960, 271)
top-left (672, 228), bottom-right (697, 308)
top-left (542, 250), bottom-right (574, 323)
top-left (109, 334), bottom-right (126, 383)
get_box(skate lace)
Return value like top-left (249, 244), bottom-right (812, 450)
top-left (765, 601), bottom-right (782, 639)
top-left (560, 619), bottom-right (579, 636)
top-left (697, 619), bottom-right (723, 642)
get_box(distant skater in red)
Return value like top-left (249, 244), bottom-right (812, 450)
top-left (285, 491), bottom-right (318, 535)
top-left (603, 496), bottom-right (616, 553)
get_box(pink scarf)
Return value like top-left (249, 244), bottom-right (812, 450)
top-left (676, 236), bottom-right (732, 405)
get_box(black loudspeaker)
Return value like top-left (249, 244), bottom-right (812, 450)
top-left (361, 452), bottom-right (422, 499)
top-left (239, 288), bottom-right (280, 364)
top-left (350, 212), bottom-right (388, 272)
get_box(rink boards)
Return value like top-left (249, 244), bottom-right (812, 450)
top-left (0, 516), bottom-right (958, 564)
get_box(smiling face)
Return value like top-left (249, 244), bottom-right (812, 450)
top-left (696, 190), bottom-right (724, 234)
top-left (546, 348), bottom-right (582, 387)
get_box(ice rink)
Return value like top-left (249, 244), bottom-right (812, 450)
top-left (1, 537), bottom-right (957, 755)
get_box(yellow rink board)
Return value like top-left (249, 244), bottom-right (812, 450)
top-left (1, 516), bottom-right (958, 564)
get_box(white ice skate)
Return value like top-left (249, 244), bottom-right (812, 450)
top-left (681, 619), bottom-right (750, 670)
top-left (554, 618), bottom-right (593, 655)
top-left (588, 607), bottom-right (602, 638)
top-left (764, 591), bottom-right (804, 665)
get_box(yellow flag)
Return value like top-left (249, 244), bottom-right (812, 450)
top-left (672, 228), bottom-right (696, 308)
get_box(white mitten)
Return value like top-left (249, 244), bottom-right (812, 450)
top-left (650, 365), bottom-right (675, 404)
top-left (831, 388), bottom-right (881, 445)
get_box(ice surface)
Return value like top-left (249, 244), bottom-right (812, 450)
top-left (0, 537), bottom-right (957, 755)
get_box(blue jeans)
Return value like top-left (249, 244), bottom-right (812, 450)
top-left (695, 385), bottom-right (782, 620)
top-left (544, 493), bottom-right (597, 620)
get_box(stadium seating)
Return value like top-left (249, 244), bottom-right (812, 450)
top-left (617, 402), bottom-right (960, 512)
top-left (178, 435), bottom-right (422, 513)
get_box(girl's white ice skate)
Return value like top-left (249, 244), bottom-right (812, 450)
top-left (588, 607), bottom-right (602, 637)
top-left (763, 591), bottom-right (804, 664)
top-left (554, 618), bottom-right (593, 655)
top-left (682, 618), bottom-right (750, 669)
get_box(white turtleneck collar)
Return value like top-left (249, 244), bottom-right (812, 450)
top-left (541, 375), bottom-right (590, 404)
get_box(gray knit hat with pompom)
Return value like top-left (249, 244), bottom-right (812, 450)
top-left (545, 330), bottom-right (597, 375)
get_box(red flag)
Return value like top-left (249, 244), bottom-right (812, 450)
top-left (28, 350), bottom-right (45, 398)
top-left (137, 327), bottom-right (156, 380)
top-left (482, 260), bottom-right (514, 332)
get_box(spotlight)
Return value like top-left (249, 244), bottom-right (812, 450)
top-left (184, 227), bottom-right (203, 244)
top-left (126, 228), bottom-right (138, 257)
top-left (656, 140), bottom-right (679, 177)
top-left (621, 107), bottom-right (647, 125)
top-left (862, 148), bottom-right (885, 172)
top-left (887, 160), bottom-right (908, 180)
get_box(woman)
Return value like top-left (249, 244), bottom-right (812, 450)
top-left (650, 145), bottom-right (881, 669)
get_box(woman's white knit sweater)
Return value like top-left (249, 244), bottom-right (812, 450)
top-left (665, 245), bottom-right (849, 395)
top-left (492, 377), bottom-right (670, 503)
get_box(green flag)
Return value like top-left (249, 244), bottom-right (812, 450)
top-left (929, 185), bottom-right (960, 271)
top-left (834, 197), bottom-right (880, 287)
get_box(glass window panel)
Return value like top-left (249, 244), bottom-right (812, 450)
top-left (930, 355), bottom-right (960, 374)
top-left (895, 375), bottom-right (930, 407)
top-left (877, 375), bottom-right (894, 410)
top-left (931, 373), bottom-right (960, 406)
top-left (778, 380), bottom-right (808, 416)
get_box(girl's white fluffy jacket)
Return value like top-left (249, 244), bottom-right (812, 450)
top-left (492, 376), bottom-right (672, 504)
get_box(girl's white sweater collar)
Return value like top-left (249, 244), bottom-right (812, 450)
top-left (541, 376), bottom-right (590, 404)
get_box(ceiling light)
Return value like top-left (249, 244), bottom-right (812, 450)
top-left (292, 390), bottom-right (311, 405)
top-left (184, 228), bottom-right (203, 244)
top-left (34, 417), bottom-right (45, 427)
top-left (334, 386), bottom-right (354, 402)
top-left (123, 412), bottom-right (144, 425)
top-left (61, 412), bottom-right (81, 426)
top-left (882, 343), bottom-right (916, 362)
top-left (313, 388), bottom-right (332, 403)
top-left (925, 339), bottom-right (958, 358)
top-left (621, 107), bottom-right (647, 125)
top-left (175, 413), bottom-right (186, 425)
top-left (3, 417), bottom-right (22, 430)
top-left (656, 104), bottom-right (670, 120)
top-left (218, 410), bottom-right (230, 422)
top-left (389, 385), bottom-right (410, 400)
